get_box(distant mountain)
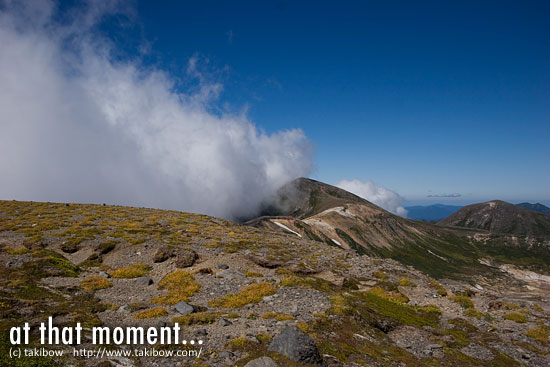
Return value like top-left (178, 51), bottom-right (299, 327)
top-left (405, 204), bottom-right (463, 222)
top-left (254, 179), bottom-right (527, 278)
top-left (438, 200), bottom-right (550, 236)
top-left (516, 202), bottom-right (550, 216)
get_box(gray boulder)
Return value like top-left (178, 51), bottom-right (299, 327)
top-left (174, 301), bottom-right (194, 315)
top-left (268, 326), bottom-right (322, 365)
top-left (244, 356), bottom-right (278, 367)
top-left (175, 250), bottom-right (198, 268)
top-left (135, 276), bottom-right (153, 286)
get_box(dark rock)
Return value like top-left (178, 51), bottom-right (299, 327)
top-left (372, 317), bottom-right (398, 333)
top-left (220, 318), bottom-right (232, 326)
top-left (175, 250), bottom-right (198, 268)
top-left (195, 328), bottom-right (208, 336)
top-left (60, 242), bottom-right (79, 254)
top-left (95, 362), bottom-right (113, 367)
top-left (135, 276), bottom-right (153, 286)
top-left (247, 255), bottom-right (284, 269)
top-left (244, 356), bottom-right (278, 367)
top-left (153, 246), bottom-right (174, 263)
top-left (218, 264), bottom-right (229, 269)
top-left (174, 301), bottom-right (194, 315)
top-left (268, 326), bottom-right (322, 365)
top-left (157, 321), bottom-right (167, 328)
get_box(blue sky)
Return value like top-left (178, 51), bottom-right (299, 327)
top-left (2, 0), bottom-right (548, 215)
top-left (128, 1), bottom-right (550, 205)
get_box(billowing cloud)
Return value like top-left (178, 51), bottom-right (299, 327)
top-left (336, 179), bottom-right (408, 217)
top-left (0, 0), bottom-right (313, 220)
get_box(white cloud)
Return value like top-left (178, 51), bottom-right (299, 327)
top-left (0, 0), bottom-right (313, 220)
top-left (336, 179), bottom-right (408, 217)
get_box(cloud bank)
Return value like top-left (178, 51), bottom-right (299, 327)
top-left (336, 179), bottom-right (408, 217)
top-left (0, 0), bottom-right (313, 220)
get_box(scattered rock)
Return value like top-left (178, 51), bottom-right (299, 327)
top-left (372, 317), bottom-right (398, 333)
top-left (153, 246), bottom-right (173, 263)
top-left (216, 269), bottom-right (246, 280)
top-left (174, 301), bottom-right (194, 315)
top-left (195, 328), bottom-right (208, 336)
top-left (220, 318), bottom-right (232, 327)
top-left (175, 250), bottom-right (198, 268)
top-left (268, 326), bottom-right (323, 365)
top-left (135, 276), bottom-right (153, 286)
top-left (244, 356), bottom-right (278, 367)
top-left (247, 255), bottom-right (285, 269)
top-left (460, 343), bottom-right (494, 361)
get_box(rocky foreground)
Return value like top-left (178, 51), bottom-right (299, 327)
top-left (0, 201), bottom-right (549, 366)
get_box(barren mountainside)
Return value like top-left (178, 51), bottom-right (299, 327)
top-left (438, 200), bottom-right (550, 236)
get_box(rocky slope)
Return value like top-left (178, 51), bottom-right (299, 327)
top-left (438, 200), bottom-right (550, 236)
top-left (1, 200), bottom-right (549, 367)
top-left (516, 203), bottom-right (550, 216)
top-left (252, 179), bottom-right (550, 279)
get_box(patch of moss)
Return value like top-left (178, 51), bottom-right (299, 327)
top-left (368, 286), bottom-right (410, 304)
top-left (151, 270), bottom-right (201, 305)
top-left (398, 278), bottom-right (416, 287)
top-left (5, 246), bottom-right (29, 255)
top-left (261, 312), bottom-right (294, 321)
top-left (134, 307), bottom-right (168, 319)
top-left (209, 282), bottom-right (275, 308)
top-left (373, 270), bottom-right (388, 280)
top-left (450, 295), bottom-right (474, 309)
top-left (503, 312), bottom-right (527, 323)
top-left (81, 276), bottom-right (112, 291)
top-left (526, 324), bottom-right (548, 344)
top-left (243, 270), bottom-right (263, 278)
top-left (98, 240), bottom-right (118, 254)
top-left (109, 263), bottom-right (151, 278)
top-left (279, 275), bottom-right (335, 293)
top-left (428, 280), bottom-right (448, 296)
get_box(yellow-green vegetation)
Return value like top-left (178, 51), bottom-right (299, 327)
top-left (295, 322), bottom-right (311, 333)
top-left (109, 263), bottom-right (151, 278)
top-left (329, 290), bottom-right (440, 328)
top-left (450, 295), bottom-right (474, 309)
top-left (173, 312), bottom-right (222, 325)
top-left (134, 307), bottom-right (168, 319)
top-left (261, 312), bottom-right (294, 321)
top-left (428, 280), bottom-right (448, 296)
top-left (209, 282), bottom-right (275, 308)
top-left (98, 240), bottom-right (118, 254)
top-left (464, 308), bottom-right (492, 321)
top-left (502, 302), bottom-right (521, 310)
top-left (526, 324), bottom-right (548, 344)
top-left (5, 246), bottom-right (29, 255)
top-left (151, 270), bottom-right (201, 305)
top-left (80, 276), bottom-right (112, 291)
top-left (373, 270), bottom-right (388, 280)
top-left (368, 286), bottom-right (410, 304)
top-left (278, 274), bottom-right (334, 293)
top-left (531, 304), bottom-right (544, 313)
top-left (227, 336), bottom-right (249, 350)
top-left (243, 270), bottom-right (263, 277)
top-left (504, 312), bottom-right (527, 323)
top-left (398, 278), bottom-right (416, 287)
